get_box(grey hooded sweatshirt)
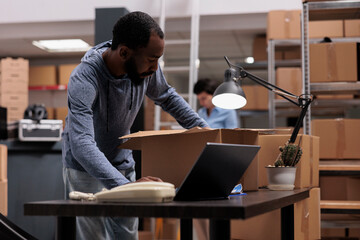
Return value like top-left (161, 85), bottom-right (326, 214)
top-left (62, 41), bottom-right (208, 189)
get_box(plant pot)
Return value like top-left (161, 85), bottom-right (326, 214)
top-left (266, 166), bottom-right (297, 191)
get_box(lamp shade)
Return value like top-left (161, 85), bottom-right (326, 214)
top-left (212, 76), bottom-right (247, 109)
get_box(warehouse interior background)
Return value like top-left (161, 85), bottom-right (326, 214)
top-left (1, 0), bottom-right (360, 239)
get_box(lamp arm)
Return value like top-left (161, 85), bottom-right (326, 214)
top-left (289, 99), bottom-right (311, 143)
top-left (243, 69), bottom-right (312, 143)
top-left (223, 56), bottom-right (313, 145)
top-left (239, 69), bottom-right (301, 107)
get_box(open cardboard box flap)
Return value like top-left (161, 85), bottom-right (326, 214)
top-left (119, 127), bottom-right (291, 150)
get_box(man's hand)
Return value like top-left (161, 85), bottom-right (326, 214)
top-left (135, 176), bottom-right (163, 183)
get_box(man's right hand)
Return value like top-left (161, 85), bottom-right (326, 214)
top-left (135, 176), bottom-right (163, 183)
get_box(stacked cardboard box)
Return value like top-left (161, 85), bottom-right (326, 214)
top-left (0, 58), bottom-right (29, 122)
top-left (0, 144), bottom-right (8, 216)
top-left (267, 10), bottom-right (301, 40)
top-left (275, 68), bottom-right (302, 99)
top-left (345, 20), bottom-right (360, 37)
top-left (312, 119), bottom-right (360, 159)
top-left (310, 42), bottom-right (359, 83)
top-left (267, 10), bottom-right (344, 40)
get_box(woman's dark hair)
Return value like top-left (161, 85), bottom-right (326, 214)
top-left (193, 78), bottom-right (221, 95)
top-left (111, 11), bottom-right (164, 50)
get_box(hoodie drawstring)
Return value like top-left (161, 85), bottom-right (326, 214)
top-left (129, 81), bottom-right (133, 110)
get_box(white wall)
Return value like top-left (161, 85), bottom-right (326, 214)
top-left (0, 0), bottom-right (301, 23)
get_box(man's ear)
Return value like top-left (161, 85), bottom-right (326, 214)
top-left (119, 46), bottom-right (131, 60)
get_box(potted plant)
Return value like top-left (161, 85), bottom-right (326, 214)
top-left (266, 136), bottom-right (303, 191)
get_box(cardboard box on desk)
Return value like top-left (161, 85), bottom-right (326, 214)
top-left (0, 179), bottom-right (7, 216)
top-left (258, 134), bottom-right (320, 189)
top-left (312, 119), bottom-right (360, 159)
top-left (120, 128), bottom-right (262, 191)
top-left (310, 42), bottom-right (359, 82)
top-left (231, 188), bottom-right (320, 240)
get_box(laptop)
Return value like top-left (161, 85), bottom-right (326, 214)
top-left (174, 142), bottom-right (260, 201)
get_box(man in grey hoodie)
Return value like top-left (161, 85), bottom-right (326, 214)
top-left (62, 11), bottom-right (208, 240)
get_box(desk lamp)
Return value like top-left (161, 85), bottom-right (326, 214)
top-left (212, 56), bottom-right (313, 166)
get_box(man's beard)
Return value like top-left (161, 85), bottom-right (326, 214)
top-left (124, 57), bottom-right (154, 86)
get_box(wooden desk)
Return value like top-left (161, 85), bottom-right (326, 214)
top-left (24, 189), bottom-right (309, 240)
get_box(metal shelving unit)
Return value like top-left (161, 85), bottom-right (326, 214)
top-left (267, 2), bottom-right (360, 131)
top-left (301, 0), bottom-right (360, 134)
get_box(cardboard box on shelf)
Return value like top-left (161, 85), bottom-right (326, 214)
top-left (345, 19), bottom-right (360, 37)
top-left (309, 20), bottom-right (343, 39)
top-left (310, 42), bottom-right (359, 82)
top-left (58, 64), bottom-right (78, 85)
top-left (241, 85), bottom-right (268, 111)
top-left (312, 119), bottom-right (360, 159)
top-left (258, 134), bottom-right (319, 189)
top-left (55, 107), bottom-right (68, 127)
top-left (252, 35), bottom-right (283, 61)
top-left (29, 65), bottom-right (57, 86)
top-left (0, 145), bottom-right (7, 181)
top-left (282, 46), bottom-right (301, 60)
top-left (0, 179), bottom-right (7, 216)
top-left (275, 68), bottom-right (302, 100)
top-left (267, 10), bottom-right (301, 40)
top-left (120, 128), bottom-right (262, 191)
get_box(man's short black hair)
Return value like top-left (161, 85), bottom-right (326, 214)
top-left (193, 78), bottom-right (221, 95)
top-left (111, 11), bottom-right (164, 50)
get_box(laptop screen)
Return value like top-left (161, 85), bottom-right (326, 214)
top-left (174, 142), bottom-right (260, 201)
